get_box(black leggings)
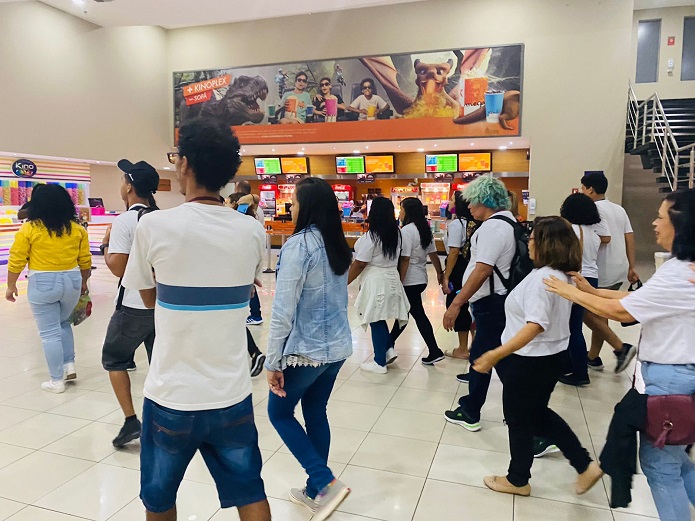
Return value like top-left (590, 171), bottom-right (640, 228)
top-left (503, 352), bottom-right (592, 487)
top-left (446, 255), bottom-right (472, 332)
top-left (390, 284), bottom-right (442, 357)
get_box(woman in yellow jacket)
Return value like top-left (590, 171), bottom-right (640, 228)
top-left (5, 184), bottom-right (92, 393)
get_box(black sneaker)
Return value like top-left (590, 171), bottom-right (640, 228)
top-left (533, 437), bottom-right (560, 458)
top-left (456, 373), bottom-right (470, 384)
top-left (113, 418), bottom-right (141, 448)
top-left (587, 357), bottom-right (604, 372)
top-left (559, 373), bottom-right (590, 387)
top-left (444, 406), bottom-right (481, 432)
top-left (250, 351), bottom-right (266, 378)
top-left (614, 343), bottom-right (635, 374)
top-left (126, 360), bottom-right (137, 372)
top-left (421, 351), bottom-right (445, 366)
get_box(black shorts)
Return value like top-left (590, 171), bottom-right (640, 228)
top-left (102, 306), bottom-right (155, 371)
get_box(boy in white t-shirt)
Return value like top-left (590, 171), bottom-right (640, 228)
top-left (580, 173), bottom-right (638, 374)
top-left (122, 119), bottom-right (270, 521)
top-left (100, 159), bottom-right (160, 449)
top-left (348, 78), bottom-right (390, 120)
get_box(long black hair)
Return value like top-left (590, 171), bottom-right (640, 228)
top-left (453, 191), bottom-right (475, 221)
top-left (367, 197), bottom-right (400, 260)
top-left (27, 184), bottom-right (77, 237)
top-left (560, 193), bottom-right (601, 225)
top-left (293, 177), bottom-right (352, 275)
top-left (401, 197), bottom-right (432, 249)
top-left (664, 189), bottom-right (695, 262)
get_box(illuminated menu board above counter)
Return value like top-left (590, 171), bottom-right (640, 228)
top-left (254, 158), bottom-right (282, 175)
top-left (458, 152), bottom-right (492, 172)
top-left (365, 155), bottom-right (395, 174)
top-left (425, 154), bottom-right (457, 173)
top-left (336, 156), bottom-right (365, 174)
top-left (280, 157), bottom-right (309, 174)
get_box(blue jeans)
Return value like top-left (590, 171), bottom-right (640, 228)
top-left (27, 271), bottom-right (82, 381)
top-left (639, 362), bottom-right (695, 521)
top-left (458, 294), bottom-right (508, 420)
top-left (140, 396), bottom-right (266, 512)
top-left (249, 291), bottom-right (262, 319)
top-left (566, 277), bottom-right (598, 379)
top-left (370, 321), bottom-right (392, 367)
top-left (267, 360), bottom-right (345, 498)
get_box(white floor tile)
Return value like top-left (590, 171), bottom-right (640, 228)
top-left (349, 433), bottom-right (438, 477)
top-left (42, 421), bottom-right (118, 462)
top-left (0, 498), bottom-right (24, 520)
top-left (515, 495), bottom-right (614, 521)
top-left (371, 408), bottom-right (446, 443)
top-left (5, 506), bottom-right (85, 521)
top-left (413, 479), bottom-right (513, 521)
top-left (0, 443), bottom-right (33, 470)
top-left (0, 413), bottom-right (90, 450)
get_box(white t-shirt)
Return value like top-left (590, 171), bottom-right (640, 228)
top-left (572, 220), bottom-right (610, 280)
top-left (108, 204), bottom-right (150, 310)
top-left (621, 258), bottom-right (695, 365)
top-left (122, 203), bottom-right (266, 411)
top-left (445, 218), bottom-right (468, 253)
top-left (355, 231), bottom-right (400, 269)
top-left (502, 267), bottom-right (572, 357)
top-left (350, 95), bottom-right (388, 121)
top-left (400, 223), bottom-right (436, 286)
top-left (462, 211), bottom-right (516, 303)
top-left (595, 199), bottom-right (633, 287)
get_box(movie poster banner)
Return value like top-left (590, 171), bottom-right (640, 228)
top-left (173, 45), bottom-right (523, 145)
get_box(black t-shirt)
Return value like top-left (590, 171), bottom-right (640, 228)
top-left (313, 94), bottom-right (345, 121)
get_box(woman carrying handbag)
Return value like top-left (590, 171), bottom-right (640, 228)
top-left (545, 189), bottom-right (695, 521)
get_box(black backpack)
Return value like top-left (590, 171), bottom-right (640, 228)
top-left (488, 215), bottom-right (534, 292)
top-left (115, 204), bottom-right (158, 310)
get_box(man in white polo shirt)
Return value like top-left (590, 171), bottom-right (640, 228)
top-left (123, 118), bottom-right (270, 521)
top-left (442, 176), bottom-right (516, 433)
top-left (581, 173), bottom-right (638, 374)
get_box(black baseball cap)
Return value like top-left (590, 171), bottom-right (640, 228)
top-left (117, 159), bottom-right (160, 193)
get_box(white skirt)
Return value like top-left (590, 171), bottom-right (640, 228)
top-left (355, 265), bottom-right (410, 329)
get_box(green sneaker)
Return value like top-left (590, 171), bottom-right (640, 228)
top-left (444, 407), bottom-right (481, 432)
top-left (533, 437), bottom-right (560, 458)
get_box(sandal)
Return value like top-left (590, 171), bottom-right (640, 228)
top-left (444, 349), bottom-right (470, 360)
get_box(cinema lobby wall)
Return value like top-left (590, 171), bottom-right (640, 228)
top-left (0, 0), bottom-right (633, 215)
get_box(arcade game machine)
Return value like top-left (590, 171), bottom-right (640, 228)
top-left (259, 184), bottom-right (279, 219)
top-left (276, 184), bottom-right (295, 219)
top-left (332, 184), bottom-right (355, 218)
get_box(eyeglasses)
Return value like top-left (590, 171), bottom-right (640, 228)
top-left (320, 82), bottom-right (331, 87)
top-left (167, 152), bottom-right (180, 164)
top-left (362, 85), bottom-right (373, 91)
top-left (296, 78), bottom-right (308, 83)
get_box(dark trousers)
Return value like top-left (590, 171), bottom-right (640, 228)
top-left (566, 277), bottom-right (598, 379)
top-left (267, 360), bottom-right (345, 498)
top-left (370, 320), bottom-right (391, 366)
top-left (246, 328), bottom-right (260, 356)
top-left (458, 294), bottom-right (508, 419)
top-left (446, 255), bottom-right (472, 332)
top-left (390, 284), bottom-right (442, 357)
top-left (249, 291), bottom-right (262, 319)
top-left (504, 352), bottom-right (592, 487)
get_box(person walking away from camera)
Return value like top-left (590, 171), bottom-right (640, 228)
top-left (237, 180), bottom-right (265, 326)
top-left (442, 190), bottom-right (477, 360)
top-left (122, 118), bottom-right (270, 521)
top-left (443, 176), bottom-right (516, 432)
top-left (557, 192), bottom-right (611, 387)
top-left (546, 189), bottom-right (695, 521)
top-left (100, 159), bottom-right (160, 447)
top-left (390, 197), bottom-right (446, 365)
top-left (6, 184), bottom-right (92, 393)
top-left (348, 197), bottom-right (409, 374)
top-left (265, 177), bottom-right (353, 520)
top-left (580, 173), bottom-right (638, 373)
top-left (474, 216), bottom-right (603, 497)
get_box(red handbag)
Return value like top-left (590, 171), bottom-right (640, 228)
top-left (643, 393), bottom-right (695, 449)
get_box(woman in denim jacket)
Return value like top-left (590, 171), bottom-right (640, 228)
top-left (265, 178), bottom-right (353, 520)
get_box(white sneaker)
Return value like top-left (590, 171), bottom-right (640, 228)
top-left (385, 348), bottom-right (398, 365)
top-left (360, 360), bottom-right (387, 374)
top-left (64, 363), bottom-right (76, 381)
top-left (41, 380), bottom-right (66, 394)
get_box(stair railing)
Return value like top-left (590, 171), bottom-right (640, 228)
top-left (627, 83), bottom-right (681, 191)
top-left (676, 143), bottom-right (695, 190)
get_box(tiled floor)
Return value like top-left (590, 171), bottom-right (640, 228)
top-left (0, 258), bottom-right (684, 520)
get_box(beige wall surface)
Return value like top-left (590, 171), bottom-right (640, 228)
top-left (632, 6), bottom-right (695, 100)
top-left (0, 1), bottom-right (170, 167)
top-left (90, 165), bottom-right (183, 211)
top-left (1, 0), bottom-right (634, 214)
top-left (167, 0), bottom-right (634, 213)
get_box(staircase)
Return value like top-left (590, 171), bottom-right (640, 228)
top-left (625, 84), bottom-right (695, 192)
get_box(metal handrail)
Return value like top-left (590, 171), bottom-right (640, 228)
top-left (626, 82), bottom-right (693, 191)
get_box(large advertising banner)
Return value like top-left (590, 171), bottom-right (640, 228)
top-left (173, 45), bottom-right (523, 145)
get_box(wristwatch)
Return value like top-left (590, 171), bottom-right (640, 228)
top-left (99, 243), bottom-right (109, 254)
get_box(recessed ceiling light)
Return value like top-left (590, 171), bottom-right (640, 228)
top-left (333, 147), bottom-right (336, 150)
top-left (297, 151), bottom-right (305, 156)
top-left (509, 141), bottom-right (513, 145)
top-left (470, 143), bottom-right (475, 146)
top-left (95, 161), bottom-right (100, 164)
top-left (433, 144), bottom-right (438, 147)
top-left (365, 146), bottom-right (369, 150)
top-left (353, 150), bottom-right (360, 154)
top-left (498, 146), bottom-right (508, 150)
top-left (301, 147), bottom-right (305, 151)
top-left (398, 145), bottom-right (401, 148)
top-left (163, 167), bottom-right (171, 170)
top-left (416, 148), bottom-right (425, 152)
top-left (271, 148), bottom-right (275, 152)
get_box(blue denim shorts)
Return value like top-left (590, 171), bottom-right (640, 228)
top-left (140, 395), bottom-right (266, 513)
